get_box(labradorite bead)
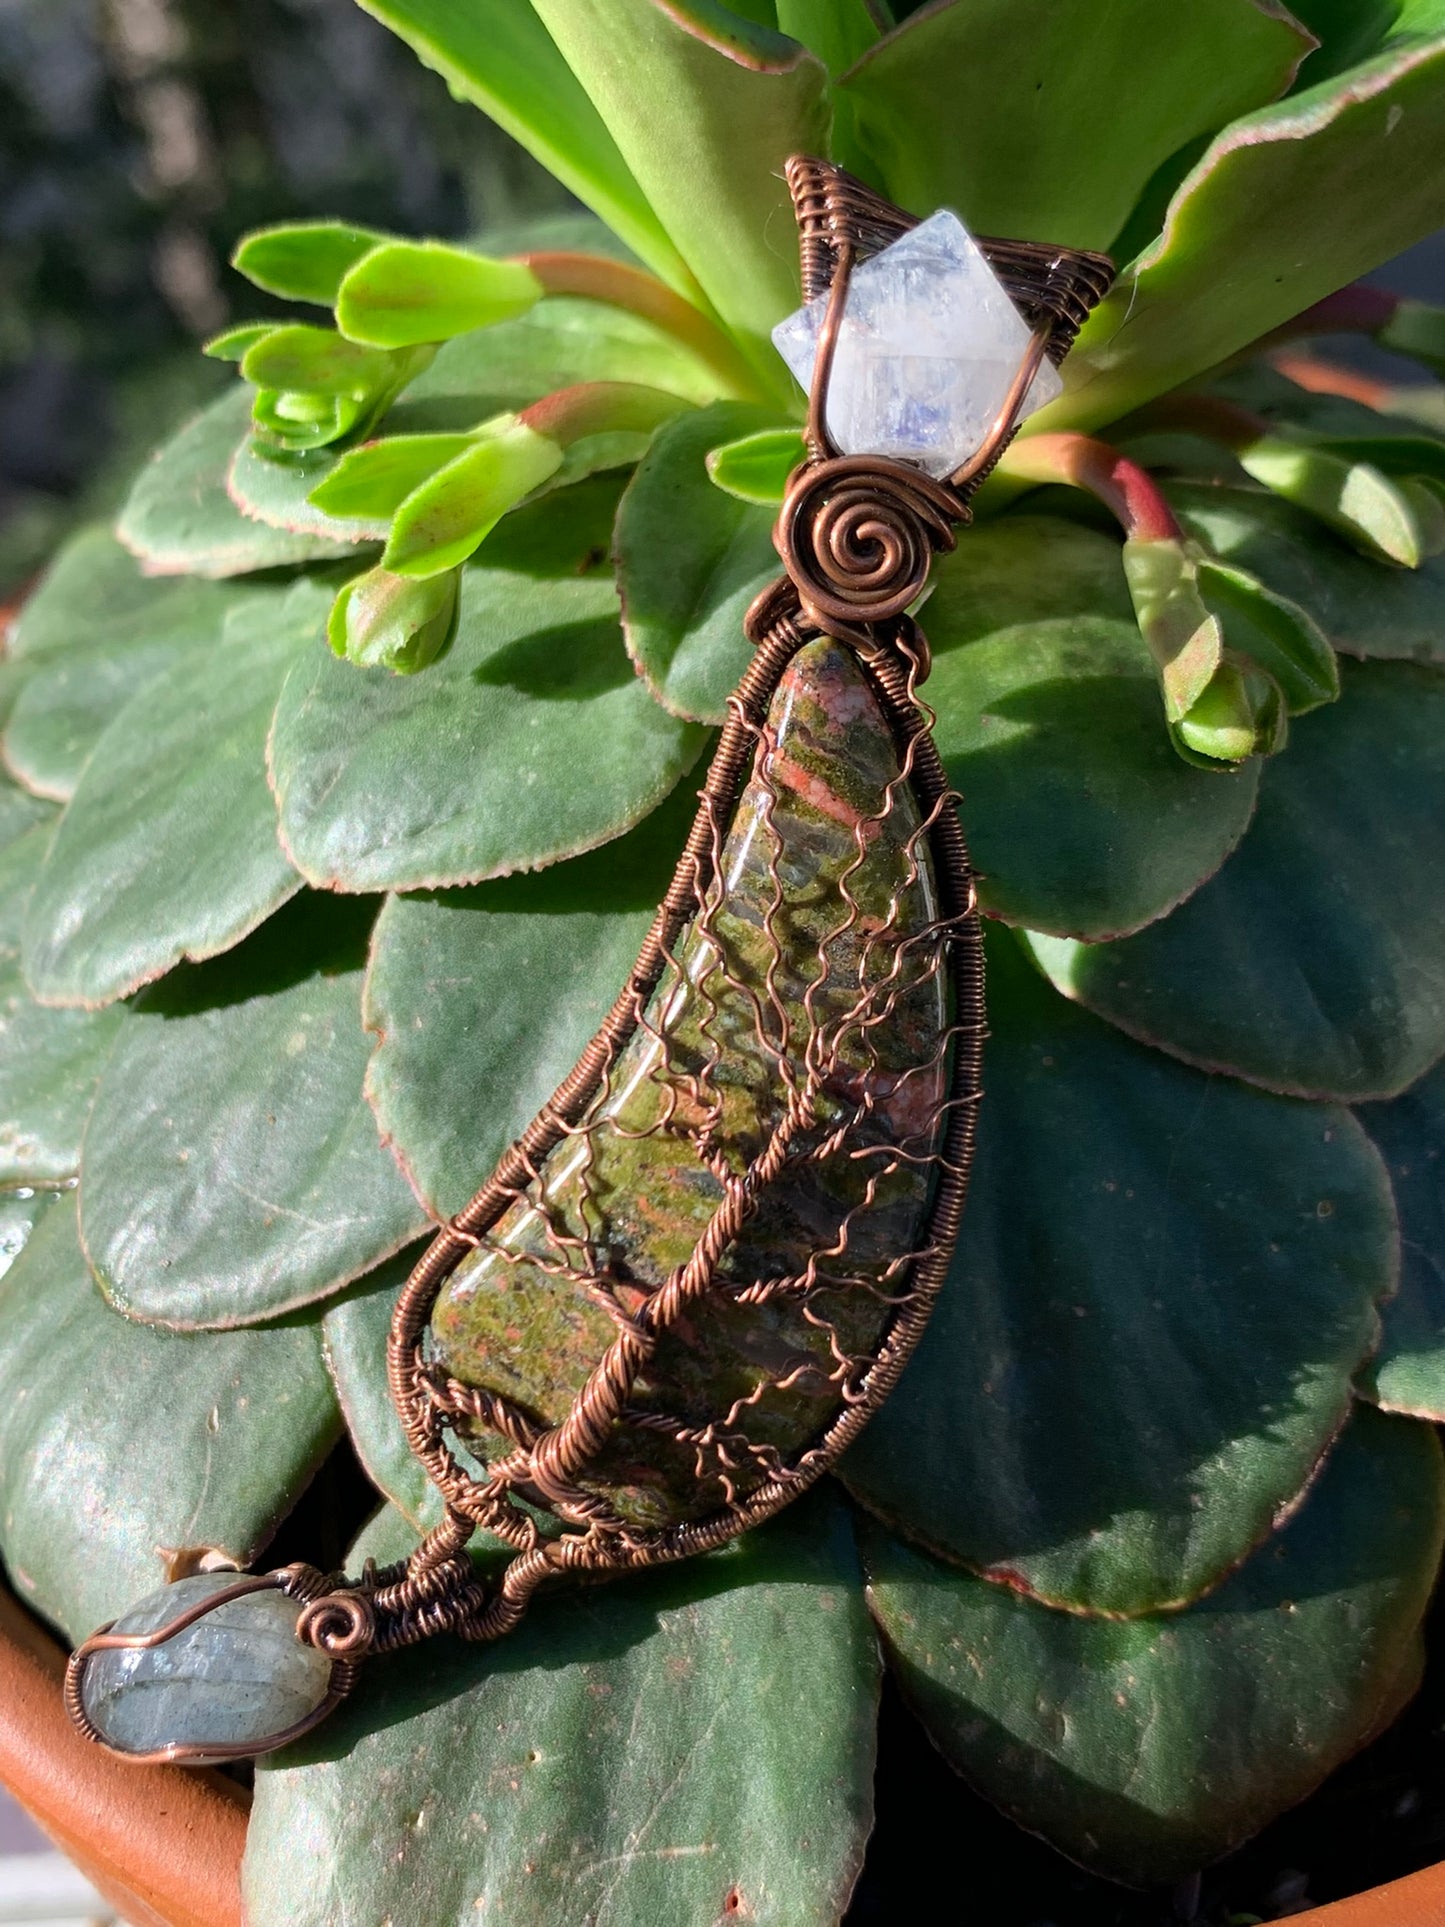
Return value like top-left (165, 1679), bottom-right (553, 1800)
top-left (81, 1572), bottom-right (333, 1757)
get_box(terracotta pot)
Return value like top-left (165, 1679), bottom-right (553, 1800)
top-left (2, 1577), bottom-right (1443, 1927)
top-left (0, 1581), bottom-right (247, 1927)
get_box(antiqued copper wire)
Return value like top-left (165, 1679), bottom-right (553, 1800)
top-left (67, 161), bottom-right (1115, 1751)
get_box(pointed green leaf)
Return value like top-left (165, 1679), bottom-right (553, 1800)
top-left (306, 432), bottom-right (477, 520)
top-left (1358, 1060), bottom-right (1445, 1419)
top-left (705, 425), bottom-right (805, 504)
top-left (844, 929), bottom-right (1395, 1615)
top-left (1062, 23), bottom-right (1445, 430)
top-left (618, 401), bottom-right (786, 724)
top-left (202, 321), bottom-right (277, 363)
top-left (270, 480), bottom-right (705, 892)
top-left (1121, 536), bottom-right (1227, 718)
top-left (0, 1194), bottom-right (340, 1641)
top-left (530, 0), bottom-right (826, 376)
top-left (241, 325), bottom-right (399, 397)
top-left (0, 823), bottom-right (123, 1183)
top-left (1239, 436), bottom-right (1444, 566)
top-left (364, 790), bottom-right (692, 1218)
top-left (1026, 660), bottom-right (1445, 1099)
top-left (3, 529), bottom-right (286, 801)
top-left (776, 0), bottom-right (882, 76)
top-left (336, 242), bottom-right (542, 348)
top-left (117, 388), bottom-right (352, 577)
top-left (859, 1407), bottom-right (1444, 1888)
top-left (382, 420), bottom-right (564, 576)
top-left (232, 221), bottom-right (392, 305)
top-left (79, 894), bottom-right (427, 1330)
top-left (20, 585), bottom-right (324, 1008)
top-left (1196, 557), bottom-right (1340, 713)
top-left (927, 516), bottom-right (1260, 938)
top-left (1172, 480), bottom-right (1445, 666)
top-left (838, 0), bottom-right (1310, 250)
top-left (352, 0), bottom-right (693, 296)
top-left (244, 1493), bottom-right (878, 1927)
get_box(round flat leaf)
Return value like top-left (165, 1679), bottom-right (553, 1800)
top-left (4, 537), bottom-right (301, 803)
top-left (244, 1490), bottom-right (878, 1927)
top-left (617, 402), bottom-right (792, 724)
top-left (1172, 480), bottom-right (1445, 666)
top-left (269, 479), bottom-right (706, 892)
top-left (1026, 660), bottom-right (1445, 1100)
top-left (0, 1192), bottom-right (340, 1642)
top-left (927, 517), bottom-right (1260, 939)
top-left (1358, 1060), bottom-right (1445, 1418)
top-left (364, 788), bottom-right (691, 1217)
top-left (0, 823), bottom-right (122, 1182)
top-left (80, 893), bottom-right (428, 1331)
top-left (859, 1406), bottom-right (1444, 1888)
top-left (19, 584), bottom-right (326, 1008)
top-left (838, 0), bottom-right (1309, 252)
top-left (227, 436), bottom-right (390, 545)
top-left (116, 388), bottom-right (354, 577)
top-left (389, 298), bottom-right (725, 432)
top-left (843, 929), bottom-right (1396, 1616)
top-left (322, 1250), bottom-right (438, 1530)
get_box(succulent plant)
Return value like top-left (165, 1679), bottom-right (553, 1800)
top-left (5, 0), bottom-right (1445, 1916)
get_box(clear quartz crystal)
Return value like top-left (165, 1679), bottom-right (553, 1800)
top-left (80, 1571), bottom-right (333, 1758)
top-left (771, 208), bottom-right (1062, 479)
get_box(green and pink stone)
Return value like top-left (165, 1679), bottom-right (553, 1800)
top-left (431, 635), bottom-right (951, 1527)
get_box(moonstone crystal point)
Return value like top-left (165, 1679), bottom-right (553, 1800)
top-left (771, 208), bottom-right (1062, 478)
top-left (81, 1572), bottom-right (333, 1758)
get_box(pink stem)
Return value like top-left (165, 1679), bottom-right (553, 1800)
top-left (520, 252), bottom-right (760, 397)
top-left (519, 380), bottom-right (686, 445)
top-left (1002, 433), bottom-right (1184, 542)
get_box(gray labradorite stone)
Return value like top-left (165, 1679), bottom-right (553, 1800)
top-left (81, 1572), bottom-right (333, 1758)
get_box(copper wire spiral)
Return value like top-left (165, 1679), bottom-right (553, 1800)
top-left (776, 455), bottom-right (964, 627)
top-left (296, 1588), bottom-right (377, 1658)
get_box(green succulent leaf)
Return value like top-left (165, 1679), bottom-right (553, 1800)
top-left (335, 241), bottom-right (543, 348)
top-left (270, 480), bottom-right (705, 892)
top-left (201, 321), bottom-right (277, 363)
top-left (227, 436), bottom-right (390, 546)
top-left (0, 1193), bottom-right (340, 1641)
top-left (232, 220), bottom-right (392, 305)
top-left (382, 419), bottom-right (564, 576)
top-left (19, 586), bottom-right (324, 1009)
top-left (1171, 480), bottom-right (1445, 666)
top-left (859, 1406), bottom-right (1444, 1889)
top-left (1238, 435), bottom-right (1445, 566)
top-left (926, 517), bottom-right (1261, 938)
top-left (80, 894), bottom-right (427, 1330)
top-left (364, 789), bottom-right (692, 1217)
top-left (305, 432), bottom-right (478, 520)
top-left (705, 425), bottom-right (805, 504)
top-left (1062, 21), bottom-right (1445, 430)
top-left (1358, 1060), bottom-right (1445, 1419)
top-left (618, 402), bottom-right (788, 724)
top-left (244, 1492), bottom-right (878, 1927)
top-left (1379, 295), bottom-right (1445, 376)
top-left (327, 564), bottom-right (461, 674)
top-left (1026, 660), bottom-right (1445, 1099)
top-left (1195, 557), bottom-right (1340, 714)
top-left (776, 0), bottom-right (882, 76)
top-left (117, 388), bottom-right (353, 577)
top-left (0, 824), bottom-right (123, 1183)
top-left (3, 530), bottom-right (290, 802)
top-left (529, 0), bottom-right (826, 379)
top-left (322, 1253), bottom-right (439, 1530)
top-left (843, 928), bottom-right (1395, 1616)
top-left (838, 0), bottom-right (1312, 250)
top-left (353, 0), bottom-right (694, 297)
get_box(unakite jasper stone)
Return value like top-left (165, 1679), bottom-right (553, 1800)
top-left (81, 1572), bottom-right (332, 1757)
top-left (433, 636), bottom-right (950, 1526)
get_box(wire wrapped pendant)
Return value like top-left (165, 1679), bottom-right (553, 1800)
top-left (65, 159), bottom-right (1113, 1762)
